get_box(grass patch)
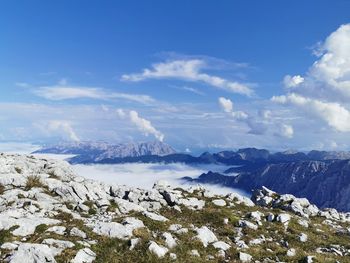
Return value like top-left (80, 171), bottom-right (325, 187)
top-left (0, 184), bottom-right (5, 195)
top-left (25, 175), bottom-right (45, 190)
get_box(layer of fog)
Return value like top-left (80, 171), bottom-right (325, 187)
top-left (0, 142), bottom-right (41, 154)
top-left (0, 142), bottom-right (248, 197)
top-left (72, 162), bottom-right (249, 197)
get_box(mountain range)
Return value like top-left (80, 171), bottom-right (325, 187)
top-left (1, 153), bottom-right (349, 262)
top-left (34, 143), bottom-right (350, 211)
top-left (33, 141), bottom-right (176, 163)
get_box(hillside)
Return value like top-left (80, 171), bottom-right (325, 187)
top-left (189, 159), bottom-right (350, 212)
top-left (0, 154), bottom-right (350, 262)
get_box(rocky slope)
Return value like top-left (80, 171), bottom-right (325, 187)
top-left (1, 154), bottom-right (350, 262)
top-left (189, 159), bottom-right (350, 212)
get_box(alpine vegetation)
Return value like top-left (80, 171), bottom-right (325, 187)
top-left (0, 154), bottom-right (350, 262)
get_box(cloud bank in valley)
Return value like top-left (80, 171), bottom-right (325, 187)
top-left (72, 162), bottom-right (248, 196)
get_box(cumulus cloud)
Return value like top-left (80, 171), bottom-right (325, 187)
top-left (218, 97), bottom-right (294, 138)
top-left (281, 24), bottom-right (350, 100)
top-left (34, 82), bottom-right (154, 104)
top-left (122, 59), bottom-right (253, 96)
top-left (218, 97), bottom-right (269, 135)
top-left (218, 97), bottom-right (248, 120)
top-left (272, 93), bottom-right (350, 132)
top-left (218, 97), bottom-right (233, 113)
top-left (117, 109), bottom-right (165, 142)
top-left (274, 24), bottom-right (350, 134)
top-left (116, 108), bottom-right (126, 119)
top-left (283, 75), bottom-right (304, 88)
top-left (47, 120), bottom-right (80, 141)
top-left (277, 124), bottom-right (294, 138)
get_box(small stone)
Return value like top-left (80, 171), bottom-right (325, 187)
top-left (70, 227), bottom-right (87, 239)
top-left (195, 226), bottom-right (218, 247)
top-left (212, 199), bottom-right (226, 207)
top-left (238, 220), bottom-right (258, 230)
top-left (46, 226), bottom-right (66, 235)
top-left (299, 233), bottom-right (308, 242)
top-left (71, 248), bottom-right (96, 263)
top-left (162, 232), bottom-right (177, 248)
top-left (266, 213), bottom-right (275, 222)
top-left (277, 213), bottom-right (291, 224)
top-left (216, 249), bottom-right (225, 258)
top-left (129, 238), bottom-right (140, 250)
top-left (148, 241), bottom-right (168, 258)
top-left (287, 248), bottom-right (296, 257)
top-left (212, 241), bottom-right (231, 251)
top-left (239, 252), bottom-right (252, 262)
top-left (190, 249), bottom-right (200, 257)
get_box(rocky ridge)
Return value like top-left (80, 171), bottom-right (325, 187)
top-left (0, 154), bottom-right (350, 262)
top-left (33, 141), bottom-right (176, 163)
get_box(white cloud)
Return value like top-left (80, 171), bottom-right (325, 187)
top-left (308, 24), bottom-right (350, 98)
top-left (283, 24), bottom-right (350, 100)
top-left (181, 86), bottom-right (205, 96)
top-left (273, 24), bottom-right (350, 135)
top-left (272, 93), bottom-right (350, 132)
top-left (277, 124), bottom-right (294, 138)
top-left (117, 109), bottom-right (165, 142)
top-left (217, 97), bottom-right (269, 135)
top-left (47, 120), bottom-right (80, 141)
top-left (218, 97), bottom-right (233, 113)
top-left (218, 97), bottom-right (248, 120)
top-left (72, 162), bottom-right (248, 196)
top-left (283, 75), bottom-right (304, 88)
top-left (122, 59), bottom-right (253, 96)
top-left (34, 84), bottom-right (154, 104)
top-left (116, 108), bottom-right (126, 119)
top-left (15, 82), bottom-right (31, 88)
top-left (129, 111), bottom-right (164, 142)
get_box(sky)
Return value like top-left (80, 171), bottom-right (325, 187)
top-left (1, 0), bottom-right (350, 153)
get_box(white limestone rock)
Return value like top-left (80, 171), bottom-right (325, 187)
top-left (162, 232), bottom-right (177, 248)
top-left (70, 227), bottom-right (87, 239)
top-left (195, 226), bottom-right (218, 247)
top-left (226, 192), bottom-right (255, 207)
top-left (276, 213), bottom-right (291, 224)
top-left (299, 233), bottom-right (308, 242)
top-left (91, 217), bottom-right (144, 240)
top-left (287, 248), bottom-right (296, 257)
top-left (178, 197), bottom-right (205, 210)
top-left (238, 220), bottom-right (258, 230)
top-left (9, 243), bottom-right (56, 263)
top-left (212, 241), bottom-right (231, 251)
top-left (212, 199), bottom-right (226, 207)
top-left (71, 248), bottom-right (96, 263)
top-left (142, 211), bottom-right (168, 222)
top-left (239, 252), bottom-right (252, 262)
top-left (46, 226), bottom-right (66, 235)
top-left (148, 241), bottom-right (168, 258)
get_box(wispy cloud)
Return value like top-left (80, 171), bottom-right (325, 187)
top-left (33, 81), bottom-right (155, 104)
top-left (47, 120), bottom-right (80, 142)
top-left (122, 59), bottom-right (254, 96)
top-left (15, 82), bottom-right (31, 88)
top-left (117, 109), bottom-right (165, 142)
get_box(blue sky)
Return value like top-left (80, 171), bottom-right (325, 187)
top-left (1, 1), bottom-right (350, 152)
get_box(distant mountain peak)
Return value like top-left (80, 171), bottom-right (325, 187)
top-left (33, 141), bottom-right (176, 160)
